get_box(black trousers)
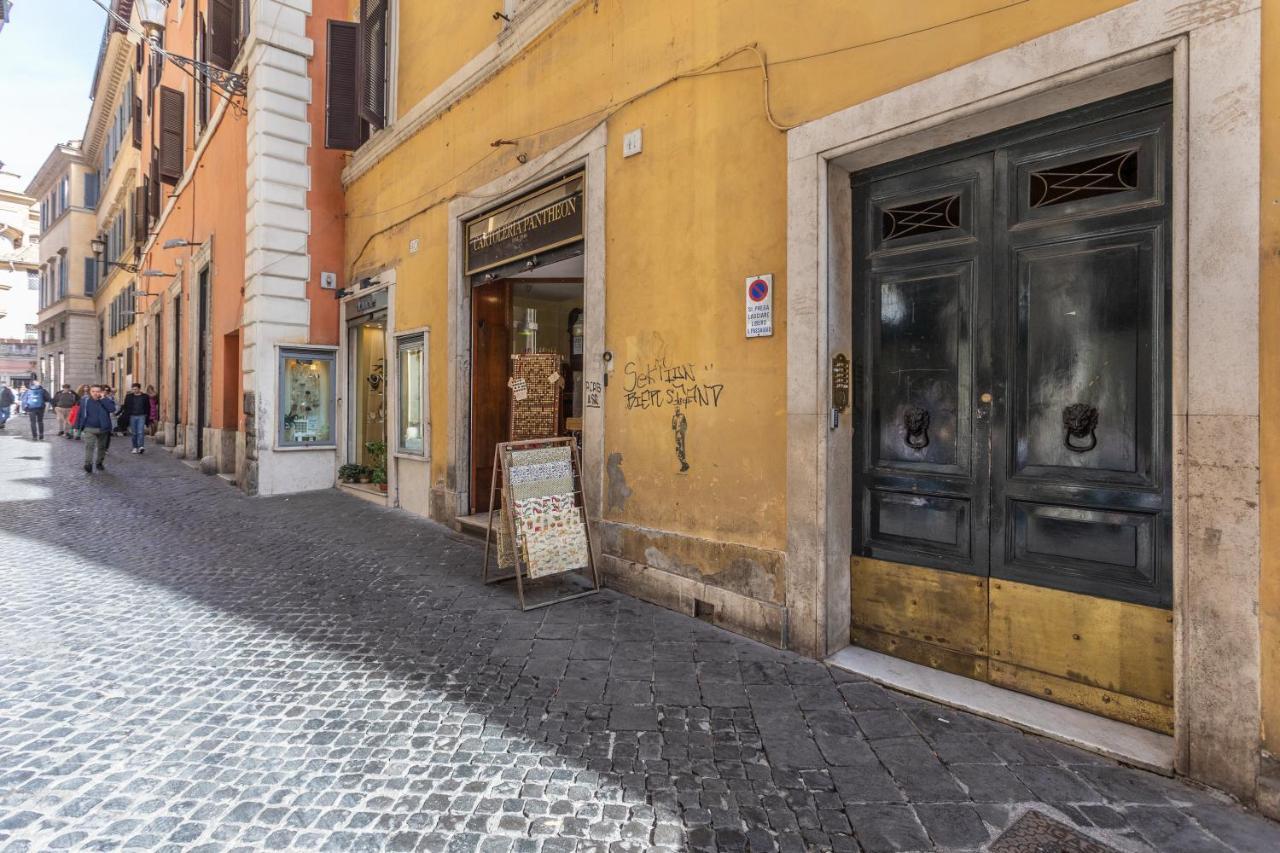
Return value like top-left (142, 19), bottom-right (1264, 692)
top-left (27, 408), bottom-right (44, 439)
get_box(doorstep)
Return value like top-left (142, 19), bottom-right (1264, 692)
top-left (338, 482), bottom-right (387, 505)
top-left (827, 645), bottom-right (1175, 775)
top-left (455, 512), bottom-right (492, 540)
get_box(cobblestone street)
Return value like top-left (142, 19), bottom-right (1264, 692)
top-left (0, 430), bottom-right (1277, 852)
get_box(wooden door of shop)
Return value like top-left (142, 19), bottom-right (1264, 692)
top-left (471, 280), bottom-right (511, 513)
top-left (851, 86), bottom-right (1174, 731)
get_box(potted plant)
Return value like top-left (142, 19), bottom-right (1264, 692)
top-left (365, 441), bottom-right (388, 491)
top-left (338, 463), bottom-right (362, 483)
top-left (358, 465), bottom-right (373, 484)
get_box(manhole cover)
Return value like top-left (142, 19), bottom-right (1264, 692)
top-left (990, 810), bottom-right (1119, 853)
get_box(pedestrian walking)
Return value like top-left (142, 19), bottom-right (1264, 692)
top-left (0, 383), bottom-right (13, 431)
top-left (75, 385), bottom-right (116, 473)
top-left (20, 381), bottom-right (48, 440)
top-left (51, 384), bottom-right (77, 436)
top-left (122, 384), bottom-right (151, 454)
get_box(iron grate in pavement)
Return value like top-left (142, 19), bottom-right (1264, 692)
top-left (989, 810), bottom-right (1119, 853)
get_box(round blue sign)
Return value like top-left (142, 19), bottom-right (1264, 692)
top-left (749, 279), bottom-right (769, 302)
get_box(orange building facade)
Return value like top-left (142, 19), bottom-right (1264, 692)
top-left (87, 0), bottom-right (346, 494)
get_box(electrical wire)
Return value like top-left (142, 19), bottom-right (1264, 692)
top-left (86, 0), bottom-right (247, 116)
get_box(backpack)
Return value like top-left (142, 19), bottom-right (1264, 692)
top-left (25, 387), bottom-right (46, 408)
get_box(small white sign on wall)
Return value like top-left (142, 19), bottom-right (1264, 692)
top-left (745, 274), bottom-right (773, 338)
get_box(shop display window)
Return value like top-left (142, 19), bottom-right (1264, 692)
top-left (397, 334), bottom-right (425, 455)
top-left (279, 348), bottom-right (336, 447)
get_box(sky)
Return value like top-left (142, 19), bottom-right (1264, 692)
top-left (0, 0), bottom-right (108, 189)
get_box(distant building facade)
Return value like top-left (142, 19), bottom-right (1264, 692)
top-left (0, 165), bottom-right (38, 386)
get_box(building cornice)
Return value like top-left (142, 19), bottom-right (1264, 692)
top-left (342, 0), bottom-right (582, 187)
top-left (83, 33), bottom-right (133, 166)
top-left (25, 145), bottom-right (84, 199)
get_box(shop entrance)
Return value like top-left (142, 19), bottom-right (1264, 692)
top-left (851, 86), bottom-right (1174, 732)
top-left (470, 256), bottom-right (585, 513)
top-left (346, 289), bottom-right (388, 474)
top-left (462, 172), bottom-right (587, 516)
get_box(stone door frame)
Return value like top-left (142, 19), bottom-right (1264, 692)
top-left (784, 0), bottom-right (1261, 799)
top-left (445, 125), bottom-right (608, 524)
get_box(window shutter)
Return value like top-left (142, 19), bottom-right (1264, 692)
top-left (208, 0), bottom-right (240, 69)
top-left (132, 96), bottom-right (143, 148)
top-left (149, 160), bottom-right (161, 220)
top-left (84, 257), bottom-right (97, 296)
top-left (357, 0), bottom-right (388, 130)
top-left (83, 172), bottom-right (99, 209)
top-left (134, 185), bottom-right (147, 243)
top-left (158, 86), bottom-right (185, 184)
top-left (325, 21), bottom-right (363, 150)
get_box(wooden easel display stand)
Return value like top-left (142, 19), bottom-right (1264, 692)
top-left (482, 436), bottom-right (601, 610)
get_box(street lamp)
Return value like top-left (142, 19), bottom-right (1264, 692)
top-left (134, 0), bottom-right (248, 98)
top-left (134, 0), bottom-right (167, 42)
top-left (90, 236), bottom-right (140, 275)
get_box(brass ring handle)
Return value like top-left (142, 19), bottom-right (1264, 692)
top-left (903, 406), bottom-right (930, 450)
top-left (1063, 403), bottom-right (1098, 453)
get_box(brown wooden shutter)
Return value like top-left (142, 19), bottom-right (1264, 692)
top-left (357, 0), bottom-right (388, 130)
top-left (149, 160), bottom-right (161, 219)
top-left (132, 96), bottom-right (143, 148)
top-left (134, 185), bottom-right (148, 244)
top-left (325, 21), bottom-right (363, 150)
top-left (208, 0), bottom-right (240, 69)
top-left (158, 86), bottom-right (185, 184)
top-left (135, 41), bottom-right (144, 72)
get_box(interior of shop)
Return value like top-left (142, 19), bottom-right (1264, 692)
top-left (470, 254), bottom-right (584, 513)
top-left (349, 310), bottom-right (388, 474)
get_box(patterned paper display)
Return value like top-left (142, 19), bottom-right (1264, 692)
top-left (520, 504), bottom-right (590, 578)
top-left (510, 353), bottom-right (563, 440)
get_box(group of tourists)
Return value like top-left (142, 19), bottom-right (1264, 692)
top-left (0, 380), bottom-right (158, 474)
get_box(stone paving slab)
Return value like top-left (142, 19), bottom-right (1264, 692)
top-left (0, 430), bottom-right (1277, 852)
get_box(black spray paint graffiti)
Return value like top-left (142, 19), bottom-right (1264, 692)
top-left (622, 357), bottom-right (725, 412)
top-left (671, 405), bottom-right (689, 473)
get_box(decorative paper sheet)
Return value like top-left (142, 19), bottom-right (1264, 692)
top-left (520, 504), bottom-right (589, 578)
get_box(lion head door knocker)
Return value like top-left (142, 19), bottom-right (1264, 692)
top-left (1062, 402), bottom-right (1099, 453)
top-left (903, 406), bottom-right (930, 450)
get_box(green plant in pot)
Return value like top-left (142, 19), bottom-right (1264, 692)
top-left (338, 463), bottom-right (362, 483)
top-left (357, 465), bottom-right (373, 483)
top-left (365, 441), bottom-right (388, 491)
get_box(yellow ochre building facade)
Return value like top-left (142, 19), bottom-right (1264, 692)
top-left (334, 0), bottom-right (1280, 812)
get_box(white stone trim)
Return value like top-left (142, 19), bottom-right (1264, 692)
top-left (785, 0), bottom-right (1260, 801)
top-left (342, 0), bottom-right (580, 186)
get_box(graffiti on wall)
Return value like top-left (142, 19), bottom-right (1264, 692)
top-left (622, 357), bottom-right (725, 412)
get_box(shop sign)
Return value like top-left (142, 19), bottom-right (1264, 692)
top-left (745, 274), bottom-right (773, 338)
top-left (350, 287), bottom-right (388, 317)
top-left (466, 174), bottom-right (585, 275)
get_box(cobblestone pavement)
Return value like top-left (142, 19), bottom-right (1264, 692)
top-left (1, 430), bottom-right (1278, 853)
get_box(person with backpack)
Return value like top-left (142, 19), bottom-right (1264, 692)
top-left (75, 385), bottom-right (117, 473)
top-left (20, 381), bottom-right (48, 440)
top-left (0, 383), bottom-right (13, 430)
top-left (51, 384), bottom-right (77, 436)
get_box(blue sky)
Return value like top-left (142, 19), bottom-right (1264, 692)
top-left (0, 0), bottom-right (107, 187)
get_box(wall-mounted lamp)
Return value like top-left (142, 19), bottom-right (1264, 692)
top-left (90, 236), bottom-right (139, 275)
top-left (162, 238), bottom-right (202, 250)
top-left (493, 10), bottom-right (512, 22)
top-left (135, 0), bottom-right (247, 97)
top-left (140, 270), bottom-right (175, 279)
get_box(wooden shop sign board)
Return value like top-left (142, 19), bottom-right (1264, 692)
top-left (482, 436), bottom-right (601, 610)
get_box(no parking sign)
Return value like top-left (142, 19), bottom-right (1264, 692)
top-left (745, 274), bottom-right (773, 338)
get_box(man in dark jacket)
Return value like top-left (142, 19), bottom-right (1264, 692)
top-left (76, 385), bottom-right (117, 473)
top-left (20, 381), bottom-right (48, 440)
top-left (0, 383), bottom-right (13, 430)
top-left (122, 384), bottom-right (151, 454)
top-left (51, 384), bottom-right (77, 436)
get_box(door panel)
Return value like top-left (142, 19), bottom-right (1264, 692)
top-left (854, 155), bottom-right (992, 576)
top-left (470, 280), bottom-right (511, 513)
top-left (991, 104), bottom-right (1172, 608)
